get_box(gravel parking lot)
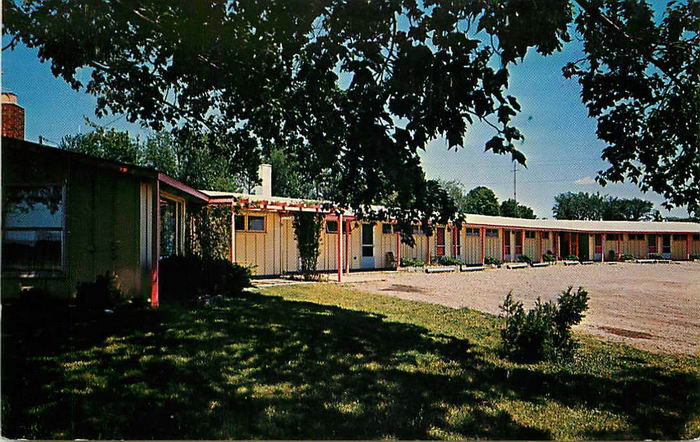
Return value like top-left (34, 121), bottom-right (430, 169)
top-left (342, 262), bottom-right (700, 355)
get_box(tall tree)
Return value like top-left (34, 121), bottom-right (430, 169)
top-left (601, 196), bottom-right (654, 220)
top-left (500, 199), bottom-right (537, 219)
top-left (464, 186), bottom-right (501, 216)
top-left (5, 0), bottom-right (698, 225)
top-left (60, 126), bottom-right (239, 191)
top-left (436, 180), bottom-right (470, 214)
top-left (553, 192), bottom-right (605, 220)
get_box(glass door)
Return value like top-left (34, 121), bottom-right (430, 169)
top-left (361, 224), bottom-right (375, 268)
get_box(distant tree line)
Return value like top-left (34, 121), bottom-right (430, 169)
top-left (552, 192), bottom-right (656, 221)
top-left (438, 181), bottom-right (536, 219)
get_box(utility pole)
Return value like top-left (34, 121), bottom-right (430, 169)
top-left (512, 162), bottom-right (517, 203)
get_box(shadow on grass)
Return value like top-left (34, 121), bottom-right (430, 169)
top-left (2, 293), bottom-right (698, 439)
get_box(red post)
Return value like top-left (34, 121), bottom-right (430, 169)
top-left (230, 203), bottom-right (235, 263)
top-left (687, 233), bottom-right (691, 260)
top-left (601, 233), bottom-right (606, 263)
top-left (539, 231), bottom-right (543, 262)
top-left (337, 213), bottom-right (343, 282)
top-left (502, 229), bottom-right (506, 262)
top-left (345, 220), bottom-right (350, 273)
top-left (151, 180), bottom-right (160, 308)
top-left (480, 227), bottom-right (485, 266)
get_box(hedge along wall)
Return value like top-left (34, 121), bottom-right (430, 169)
top-left (187, 204), bottom-right (232, 261)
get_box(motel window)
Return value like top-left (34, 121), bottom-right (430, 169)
top-left (382, 223), bottom-right (393, 234)
top-left (248, 216), bottom-right (265, 231)
top-left (2, 185), bottom-right (64, 272)
top-left (234, 215), bottom-right (246, 231)
top-left (326, 220), bottom-right (338, 233)
top-left (606, 234), bottom-right (618, 241)
top-left (465, 228), bottom-right (480, 237)
top-left (160, 197), bottom-right (183, 258)
top-left (672, 234), bottom-right (686, 241)
top-left (525, 231), bottom-right (536, 239)
top-left (541, 232), bottom-right (549, 240)
top-left (486, 229), bottom-right (499, 238)
top-left (694, 234), bottom-right (700, 241)
top-left (628, 234), bottom-right (644, 241)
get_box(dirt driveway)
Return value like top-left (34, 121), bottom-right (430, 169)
top-left (342, 262), bottom-right (700, 355)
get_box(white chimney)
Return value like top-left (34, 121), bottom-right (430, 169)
top-left (253, 163), bottom-right (272, 197)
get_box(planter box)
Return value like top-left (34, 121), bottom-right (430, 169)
top-left (460, 265), bottom-right (486, 272)
top-left (531, 262), bottom-right (550, 268)
top-left (399, 266), bottom-right (424, 273)
top-left (581, 261), bottom-right (594, 265)
top-left (425, 266), bottom-right (457, 273)
top-left (563, 260), bottom-right (580, 266)
top-left (636, 259), bottom-right (656, 264)
top-left (506, 263), bottom-right (528, 269)
top-left (656, 259), bottom-right (672, 264)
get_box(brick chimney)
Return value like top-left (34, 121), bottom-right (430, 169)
top-left (2, 92), bottom-right (25, 140)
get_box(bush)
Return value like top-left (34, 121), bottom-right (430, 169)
top-left (436, 256), bottom-right (462, 265)
top-left (648, 252), bottom-right (663, 259)
top-left (518, 255), bottom-right (533, 265)
top-left (691, 253), bottom-right (700, 260)
top-left (160, 255), bottom-right (251, 302)
top-left (499, 286), bottom-right (590, 363)
top-left (542, 252), bottom-right (556, 262)
top-left (566, 254), bottom-right (579, 261)
top-left (400, 257), bottom-right (425, 267)
top-left (484, 256), bottom-right (502, 266)
top-left (619, 253), bottom-right (635, 261)
top-left (76, 272), bottom-right (123, 311)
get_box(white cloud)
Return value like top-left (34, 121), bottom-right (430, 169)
top-left (575, 176), bottom-right (596, 185)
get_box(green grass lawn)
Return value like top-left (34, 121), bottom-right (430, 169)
top-left (2, 283), bottom-right (699, 439)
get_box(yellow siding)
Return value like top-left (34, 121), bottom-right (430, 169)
top-left (622, 236), bottom-right (646, 258)
top-left (485, 229), bottom-right (502, 261)
top-left (523, 237), bottom-right (537, 259)
top-left (462, 232), bottom-right (481, 264)
top-left (671, 238), bottom-right (687, 260)
top-left (692, 238), bottom-right (700, 255)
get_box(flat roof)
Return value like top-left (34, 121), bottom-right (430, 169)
top-left (202, 190), bottom-right (700, 234)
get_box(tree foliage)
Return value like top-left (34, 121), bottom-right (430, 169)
top-left (292, 212), bottom-right (324, 280)
top-left (465, 186), bottom-right (502, 216)
top-left (5, 0), bottom-right (698, 220)
top-left (553, 191), bottom-right (655, 220)
top-left (500, 198), bottom-right (536, 219)
top-left (60, 124), bottom-right (239, 191)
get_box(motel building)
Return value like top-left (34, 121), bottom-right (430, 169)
top-left (3, 135), bottom-right (700, 307)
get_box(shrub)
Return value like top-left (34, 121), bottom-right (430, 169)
top-left (499, 286), bottom-right (590, 363)
top-left (160, 255), bottom-right (251, 302)
top-left (76, 272), bottom-right (123, 311)
top-left (484, 256), bottom-right (502, 266)
top-left (293, 212), bottom-right (324, 280)
top-left (518, 255), bottom-right (533, 265)
top-left (566, 254), bottom-right (579, 261)
top-left (436, 256), bottom-right (462, 265)
top-left (690, 253), bottom-right (700, 260)
top-left (400, 257), bottom-right (425, 267)
top-left (648, 252), bottom-right (663, 259)
top-left (542, 252), bottom-right (556, 262)
top-left (619, 253), bottom-right (635, 261)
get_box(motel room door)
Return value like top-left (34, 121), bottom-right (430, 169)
top-left (662, 234), bottom-right (671, 259)
top-left (594, 234), bottom-right (602, 261)
top-left (361, 224), bottom-right (375, 269)
top-left (514, 231), bottom-right (523, 261)
top-left (647, 234), bottom-right (657, 256)
top-left (503, 230), bottom-right (511, 261)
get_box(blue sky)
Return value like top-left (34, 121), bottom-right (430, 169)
top-left (1, 6), bottom-right (687, 218)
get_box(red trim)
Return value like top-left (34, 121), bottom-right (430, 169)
top-left (151, 180), bottom-right (160, 308)
top-left (337, 214), bottom-right (343, 282)
top-left (157, 173), bottom-right (209, 202)
top-left (480, 227), bottom-right (485, 265)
